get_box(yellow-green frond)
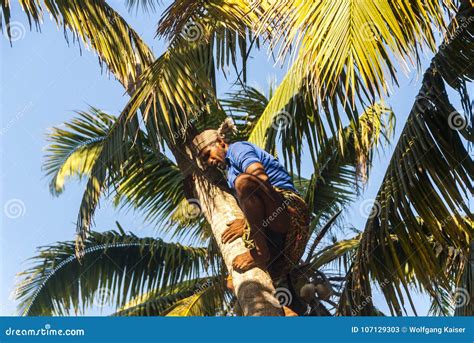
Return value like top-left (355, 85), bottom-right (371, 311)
top-left (14, 0), bottom-right (154, 89)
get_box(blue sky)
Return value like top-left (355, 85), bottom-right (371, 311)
top-left (1, 1), bottom-right (464, 316)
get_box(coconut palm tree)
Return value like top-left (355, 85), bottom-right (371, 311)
top-left (16, 101), bottom-right (394, 316)
top-left (4, 0), bottom-right (473, 315)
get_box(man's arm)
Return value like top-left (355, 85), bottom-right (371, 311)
top-left (243, 162), bottom-right (281, 203)
top-left (244, 162), bottom-right (269, 183)
top-left (222, 163), bottom-right (271, 245)
top-left (230, 142), bottom-right (274, 194)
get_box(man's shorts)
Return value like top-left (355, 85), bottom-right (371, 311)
top-left (242, 186), bottom-right (311, 279)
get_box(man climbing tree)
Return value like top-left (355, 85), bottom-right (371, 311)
top-left (193, 119), bottom-right (311, 287)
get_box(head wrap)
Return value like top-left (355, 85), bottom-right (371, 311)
top-left (192, 117), bottom-right (237, 154)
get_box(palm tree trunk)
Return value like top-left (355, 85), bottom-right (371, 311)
top-left (192, 174), bottom-right (283, 316)
top-left (124, 42), bottom-right (281, 317)
top-left (171, 143), bottom-right (282, 316)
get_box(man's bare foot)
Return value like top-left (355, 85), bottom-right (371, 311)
top-left (221, 218), bottom-right (247, 243)
top-left (283, 306), bottom-right (298, 316)
top-left (232, 250), bottom-right (269, 272)
top-left (225, 275), bottom-right (235, 293)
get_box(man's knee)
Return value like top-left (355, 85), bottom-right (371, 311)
top-left (234, 174), bottom-right (259, 198)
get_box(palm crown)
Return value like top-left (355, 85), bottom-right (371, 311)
top-left (4, 0), bottom-right (472, 316)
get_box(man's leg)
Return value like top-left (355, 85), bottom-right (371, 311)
top-left (231, 173), bottom-right (291, 272)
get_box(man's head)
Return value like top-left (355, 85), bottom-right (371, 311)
top-left (198, 137), bottom-right (228, 169)
top-left (192, 118), bottom-right (236, 170)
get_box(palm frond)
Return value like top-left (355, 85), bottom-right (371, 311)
top-left (125, 0), bottom-right (160, 13)
top-left (165, 199), bottom-right (211, 242)
top-left (43, 107), bottom-right (184, 252)
top-left (338, 5), bottom-right (474, 316)
top-left (454, 240), bottom-right (473, 316)
top-left (247, 66), bottom-right (394, 177)
top-left (0, 0), bottom-right (11, 35)
top-left (43, 108), bottom-right (115, 195)
top-left (13, 0), bottom-right (154, 89)
top-left (310, 237), bottom-right (361, 272)
top-left (72, 22), bottom-right (225, 253)
top-left (45, 108), bottom-right (136, 255)
top-left (255, 0), bottom-right (455, 103)
top-left (247, 60), bottom-right (307, 155)
top-left (156, 0), bottom-right (264, 82)
top-left (7, 1), bottom-right (161, 255)
top-left (221, 86), bottom-right (269, 140)
top-left (163, 280), bottom-right (225, 316)
top-left (16, 229), bottom-right (208, 316)
top-left (243, 1), bottom-right (456, 174)
top-left (157, 0), bottom-right (254, 40)
top-left (124, 37), bottom-right (217, 148)
top-left (430, 285), bottom-right (456, 316)
top-left (305, 103), bottom-right (395, 227)
top-left (113, 277), bottom-right (219, 316)
top-left (429, 238), bottom-right (473, 316)
top-left (111, 147), bottom-right (185, 231)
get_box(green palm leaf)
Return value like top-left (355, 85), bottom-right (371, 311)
top-left (305, 103), bottom-right (395, 225)
top-left (163, 280), bottom-right (225, 316)
top-left (255, 0), bottom-right (453, 102)
top-left (113, 277), bottom-right (221, 316)
top-left (0, 0), bottom-right (11, 34)
top-left (43, 108), bottom-right (115, 195)
top-left (303, 104), bottom-right (393, 265)
top-left (221, 86), bottom-right (270, 140)
top-left (44, 109), bottom-right (187, 245)
top-left (156, 0), bottom-right (262, 82)
top-left (454, 240), bottom-right (473, 316)
top-left (125, 0), bottom-right (159, 13)
top-left (430, 235), bottom-right (473, 316)
top-left (111, 148), bottom-right (185, 230)
top-left (310, 237), bottom-right (361, 271)
top-left (16, 229), bottom-right (208, 316)
top-left (246, 68), bottom-right (394, 177)
top-left (8, 0), bottom-right (154, 89)
top-left (338, 6), bottom-right (474, 315)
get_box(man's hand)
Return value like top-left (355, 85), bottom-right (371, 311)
top-left (221, 218), bottom-right (247, 244)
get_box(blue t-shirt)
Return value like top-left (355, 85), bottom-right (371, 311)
top-left (224, 141), bottom-right (296, 192)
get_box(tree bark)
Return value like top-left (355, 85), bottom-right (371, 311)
top-left (193, 174), bottom-right (282, 316)
top-left (171, 144), bottom-right (282, 316)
